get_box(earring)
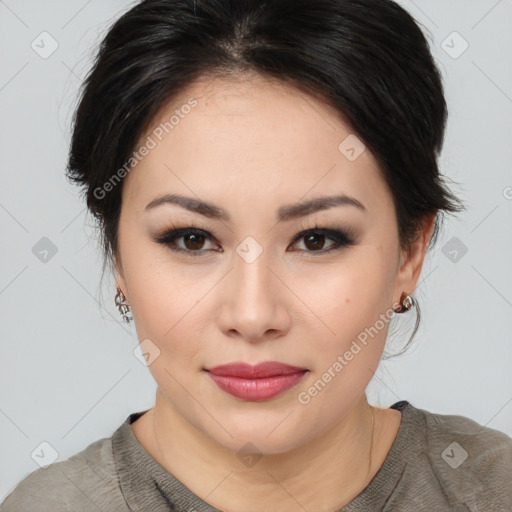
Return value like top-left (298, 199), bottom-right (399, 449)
top-left (115, 286), bottom-right (133, 323)
top-left (394, 292), bottom-right (414, 313)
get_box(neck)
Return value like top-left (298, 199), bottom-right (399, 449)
top-left (142, 389), bottom-right (380, 512)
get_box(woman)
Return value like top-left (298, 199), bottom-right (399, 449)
top-left (2, 0), bottom-right (510, 510)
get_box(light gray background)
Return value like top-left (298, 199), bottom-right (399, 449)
top-left (1, 0), bottom-right (511, 501)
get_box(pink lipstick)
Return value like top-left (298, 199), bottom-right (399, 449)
top-left (204, 361), bottom-right (308, 401)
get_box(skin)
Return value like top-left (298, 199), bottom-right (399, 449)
top-left (114, 72), bottom-right (435, 512)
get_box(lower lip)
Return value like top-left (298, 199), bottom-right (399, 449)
top-left (205, 371), bottom-right (308, 401)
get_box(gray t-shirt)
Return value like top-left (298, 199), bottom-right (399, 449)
top-left (1, 400), bottom-right (511, 511)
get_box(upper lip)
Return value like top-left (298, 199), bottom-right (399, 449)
top-left (205, 361), bottom-right (308, 378)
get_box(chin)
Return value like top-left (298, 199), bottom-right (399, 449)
top-left (199, 415), bottom-right (314, 457)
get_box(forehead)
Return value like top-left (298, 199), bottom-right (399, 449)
top-left (122, 74), bottom-right (390, 217)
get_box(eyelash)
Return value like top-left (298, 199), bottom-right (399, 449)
top-left (152, 221), bottom-right (356, 257)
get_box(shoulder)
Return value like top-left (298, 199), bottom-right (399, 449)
top-left (409, 402), bottom-right (512, 510)
top-left (0, 434), bottom-right (127, 512)
top-left (415, 404), bottom-right (512, 468)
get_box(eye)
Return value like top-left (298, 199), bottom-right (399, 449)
top-left (152, 223), bottom-right (356, 256)
top-left (153, 226), bottom-right (220, 256)
top-left (289, 226), bottom-right (355, 254)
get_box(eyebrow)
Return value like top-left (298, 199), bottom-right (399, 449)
top-left (144, 193), bottom-right (366, 222)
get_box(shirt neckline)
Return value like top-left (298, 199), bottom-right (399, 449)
top-left (112, 400), bottom-right (420, 511)
top-left (339, 400), bottom-right (422, 510)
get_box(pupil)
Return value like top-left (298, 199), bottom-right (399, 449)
top-left (305, 233), bottom-right (325, 250)
top-left (185, 233), bottom-right (204, 250)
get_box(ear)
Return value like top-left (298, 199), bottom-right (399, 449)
top-left (392, 213), bottom-right (436, 306)
top-left (113, 253), bottom-right (128, 301)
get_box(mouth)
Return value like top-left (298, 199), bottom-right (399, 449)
top-left (203, 361), bottom-right (309, 401)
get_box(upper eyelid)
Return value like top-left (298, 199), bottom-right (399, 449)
top-left (157, 225), bottom-right (351, 238)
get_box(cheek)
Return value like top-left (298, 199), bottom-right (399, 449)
top-left (307, 246), bottom-right (396, 320)
top-left (297, 268), bottom-right (396, 414)
top-left (118, 226), bottom-right (193, 324)
top-left (116, 237), bottom-right (197, 351)
top-left (129, 271), bottom-right (205, 352)
top-left (300, 246), bottom-right (397, 369)
top-left (128, 270), bottom-right (207, 391)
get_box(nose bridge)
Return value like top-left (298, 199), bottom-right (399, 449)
top-left (232, 241), bottom-right (276, 311)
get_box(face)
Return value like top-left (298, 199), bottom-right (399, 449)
top-left (115, 73), bottom-right (431, 454)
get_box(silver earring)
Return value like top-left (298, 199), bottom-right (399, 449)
top-left (115, 286), bottom-right (133, 323)
top-left (394, 292), bottom-right (414, 313)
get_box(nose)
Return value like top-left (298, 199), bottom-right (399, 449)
top-left (216, 250), bottom-right (292, 344)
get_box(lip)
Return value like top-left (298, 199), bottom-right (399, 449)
top-left (204, 361), bottom-right (309, 401)
top-left (206, 361), bottom-right (308, 378)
